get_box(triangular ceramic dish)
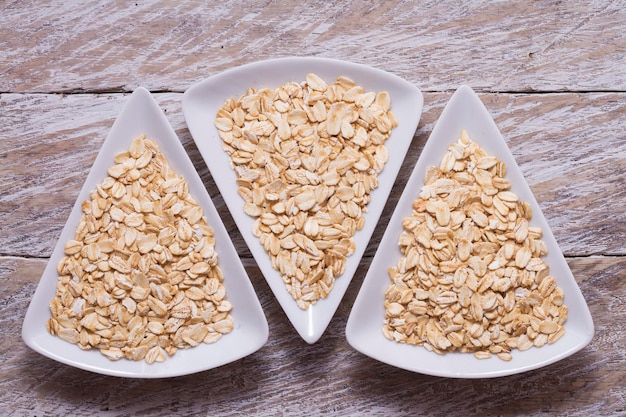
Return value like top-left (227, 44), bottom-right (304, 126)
top-left (22, 87), bottom-right (268, 378)
top-left (346, 85), bottom-right (594, 378)
top-left (182, 57), bottom-right (423, 343)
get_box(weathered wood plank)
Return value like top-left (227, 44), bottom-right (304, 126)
top-left (1, 92), bottom-right (624, 257)
top-left (2, 255), bottom-right (623, 416)
top-left (0, 92), bottom-right (226, 258)
top-left (0, 0), bottom-right (623, 93)
top-left (1, 1), bottom-right (624, 415)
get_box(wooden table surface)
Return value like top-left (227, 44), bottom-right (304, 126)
top-left (1, 1), bottom-right (624, 416)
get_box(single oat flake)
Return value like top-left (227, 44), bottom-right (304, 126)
top-left (382, 130), bottom-right (567, 360)
top-left (215, 73), bottom-right (397, 309)
top-left (47, 134), bottom-right (234, 364)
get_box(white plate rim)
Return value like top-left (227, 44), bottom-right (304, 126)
top-left (182, 57), bottom-right (424, 343)
top-left (21, 87), bottom-right (269, 378)
top-left (345, 85), bottom-right (594, 378)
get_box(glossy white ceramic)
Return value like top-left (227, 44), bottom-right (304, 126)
top-left (346, 85), bottom-right (594, 378)
top-left (22, 87), bottom-right (268, 378)
top-left (182, 57), bottom-right (423, 343)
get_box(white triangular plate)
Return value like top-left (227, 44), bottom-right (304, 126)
top-left (22, 87), bottom-right (268, 378)
top-left (346, 85), bottom-right (594, 378)
top-left (182, 57), bottom-right (423, 343)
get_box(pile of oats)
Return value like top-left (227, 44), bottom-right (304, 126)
top-left (47, 134), bottom-right (233, 364)
top-left (215, 73), bottom-right (397, 309)
top-left (383, 130), bottom-right (567, 360)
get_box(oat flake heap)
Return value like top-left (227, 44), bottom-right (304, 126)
top-left (215, 73), bottom-right (397, 309)
top-left (47, 134), bottom-right (234, 364)
top-left (383, 130), bottom-right (567, 361)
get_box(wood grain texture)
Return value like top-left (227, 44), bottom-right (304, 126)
top-left (1, 256), bottom-right (624, 416)
top-left (0, 0), bottom-right (624, 93)
top-left (1, 0), bottom-right (624, 415)
top-left (2, 92), bottom-right (624, 257)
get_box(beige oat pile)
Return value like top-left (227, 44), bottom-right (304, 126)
top-left (215, 73), bottom-right (397, 309)
top-left (47, 134), bottom-right (233, 364)
top-left (383, 130), bottom-right (567, 360)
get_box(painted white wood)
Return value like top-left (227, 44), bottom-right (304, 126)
top-left (1, 0), bottom-right (624, 415)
